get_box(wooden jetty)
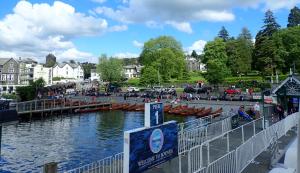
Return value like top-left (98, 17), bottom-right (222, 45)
top-left (16, 99), bottom-right (111, 117)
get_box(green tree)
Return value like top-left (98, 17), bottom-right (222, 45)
top-left (140, 66), bottom-right (160, 86)
top-left (287, 6), bottom-right (300, 27)
top-left (272, 26), bottom-right (300, 73)
top-left (227, 38), bottom-right (252, 75)
top-left (191, 50), bottom-right (198, 58)
top-left (253, 10), bottom-right (281, 74)
top-left (139, 36), bottom-right (186, 80)
top-left (16, 78), bottom-right (45, 101)
top-left (238, 27), bottom-right (253, 42)
top-left (82, 63), bottom-right (96, 79)
top-left (97, 55), bottom-right (123, 82)
top-left (205, 59), bottom-right (230, 85)
top-left (218, 26), bottom-right (229, 42)
top-left (261, 10), bottom-right (281, 37)
top-left (202, 38), bottom-right (228, 64)
top-left (140, 36), bottom-right (183, 65)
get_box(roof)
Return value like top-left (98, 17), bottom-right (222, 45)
top-left (272, 74), bottom-right (300, 95)
top-left (0, 58), bottom-right (11, 65)
top-left (18, 58), bottom-right (37, 64)
top-left (54, 62), bottom-right (81, 69)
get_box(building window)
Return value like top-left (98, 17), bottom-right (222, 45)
top-left (10, 62), bottom-right (13, 68)
top-left (9, 69), bottom-right (14, 73)
top-left (2, 74), bottom-right (6, 81)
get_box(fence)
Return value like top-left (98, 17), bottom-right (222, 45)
top-left (64, 152), bottom-right (124, 173)
top-left (187, 112), bottom-right (299, 173)
top-left (63, 111), bottom-right (234, 173)
top-left (178, 113), bottom-right (233, 154)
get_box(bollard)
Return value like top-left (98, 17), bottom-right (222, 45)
top-left (43, 162), bottom-right (58, 173)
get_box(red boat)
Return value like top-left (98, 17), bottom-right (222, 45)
top-left (210, 108), bottom-right (223, 118)
top-left (197, 107), bottom-right (212, 118)
top-left (75, 107), bottom-right (101, 113)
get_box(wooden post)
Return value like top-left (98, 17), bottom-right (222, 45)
top-left (35, 100), bottom-right (37, 111)
top-left (43, 162), bottom-right (57, 173)
top-left (29, 102), bottom-right (32, 120)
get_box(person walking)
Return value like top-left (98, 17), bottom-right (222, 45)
top-left (254, 102), bottom-right (260, 119)
top-left (276, 104), bottom-right (285, 120)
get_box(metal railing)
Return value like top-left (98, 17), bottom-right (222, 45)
top-left (187, 112), bottom-right (299, 173)
top-left (63, 111), bottom-right (234, 173)
top-left (64, 152), bottom-right (124, 173)
top-left (178, 114), bottom-right (232, 154)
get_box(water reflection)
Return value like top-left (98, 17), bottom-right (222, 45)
top-left (0, 111), bottom-right (193, 172)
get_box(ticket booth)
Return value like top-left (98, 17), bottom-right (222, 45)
top-left (272, 74), bottom-right (300, 113)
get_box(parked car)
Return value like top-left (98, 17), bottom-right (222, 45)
top-left (184, 86), bottom-right (196, 93)
top-left (197, 86), bottom-right (212, 94)
top-left (225, 88), bottom-right (241, 95)
top-left (127, 87), bottom-right (140, 92)
top-left (152, 86), bottom-right (163, 92)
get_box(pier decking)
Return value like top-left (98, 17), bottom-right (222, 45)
top-left (16, 99), bottom-right (111, 115)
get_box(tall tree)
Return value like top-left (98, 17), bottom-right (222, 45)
top-left (191, 50), bottom-right (198, 58)
top-left (140, 66), bottom-right (160, 86)
top-left (205, 59), bottom-right (230, 85)
top-left (82, 63), bottom-right (96, 79)
top-left (139, 36), bottom-right (183, 65)
top-left (287, 6), bottom-right (300, 27)
top-left (218, 26), bottom-right (229, 42)
top-left (227, 38), bottom-right (252, 75)
top-left (97, 55), bottom-right (123, 82)
top-left (272, 26), bottom-right (300, 73)
top-left (238, 27), bottom-right (252, 41)
top-left (139, 36), bottom-right (186, 80)
top-left (261, 10), bottom-right (281, 37)
top-left (202, 38), bottom-right (228, 64)
top-left (253, 10), bottom-right (281, 74)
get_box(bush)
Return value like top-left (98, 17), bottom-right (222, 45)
top-left (1, 93), bottom-right (17, 100)
top-left (126, 78), bottom-right (140, 86)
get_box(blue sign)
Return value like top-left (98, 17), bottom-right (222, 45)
top-left (123, 121), bottom-right (178, 173)
top-left (145, 102), bottom-right (164, 127)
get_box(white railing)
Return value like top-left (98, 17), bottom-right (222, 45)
top-left (64, 152), bottom-right (123, 173)
top-left (187, 112), bottom-right (299, 173)
top-left (178, 115), bottom-right (232, 154)
top-left (206, 151), bottom-right (236, 173)
top-left (63, 112), bottom-right (234, 173)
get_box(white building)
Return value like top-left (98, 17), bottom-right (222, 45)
top-left (90, 69), bottom-right (101, 82)
top-left (123, 65), bottom-right (143, 79)
top-left (185, 55), bottom-right (206, 72)
top-left (52, 62), bottom-right (84, 81)
top-left (33, 64), bottom-right (52, 85)
top-left (18, 58), bottom-right (37, 85)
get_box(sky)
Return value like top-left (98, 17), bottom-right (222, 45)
top-left (0, 0), bottom-right (299, 63)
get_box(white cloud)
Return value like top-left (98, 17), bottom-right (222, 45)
top-left (0, 1), bottom-right (111, 62)
top-left (186, 40), bottom-right (207, 54)
top-left (93, 0), bottom-right (300, 33)
top-left (114, 52), bottom-right (139, 58)
top-left (264, 0), bottom-right (300, 10)
top-left (56, 48), bottom-right (96, 62)
top-left (133, 40), bottom-right (144, 48)
top-left (166, 21), bottom-right (193, 34)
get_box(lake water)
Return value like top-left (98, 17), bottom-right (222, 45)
top-left (0, 111), bottom-right (195, 172)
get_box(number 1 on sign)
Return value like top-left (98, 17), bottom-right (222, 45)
top-left (155, 111), bottom-right (158, 125)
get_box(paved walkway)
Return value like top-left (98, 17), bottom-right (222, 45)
top-left (143, 118), bottom-right (297, 173)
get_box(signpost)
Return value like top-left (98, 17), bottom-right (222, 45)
top-left (123, 121), bottom-right (178, 173)
top-left (124, 102), bottom-right (178, 173)
top-left (145, 102), bottom-right (164, 127)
